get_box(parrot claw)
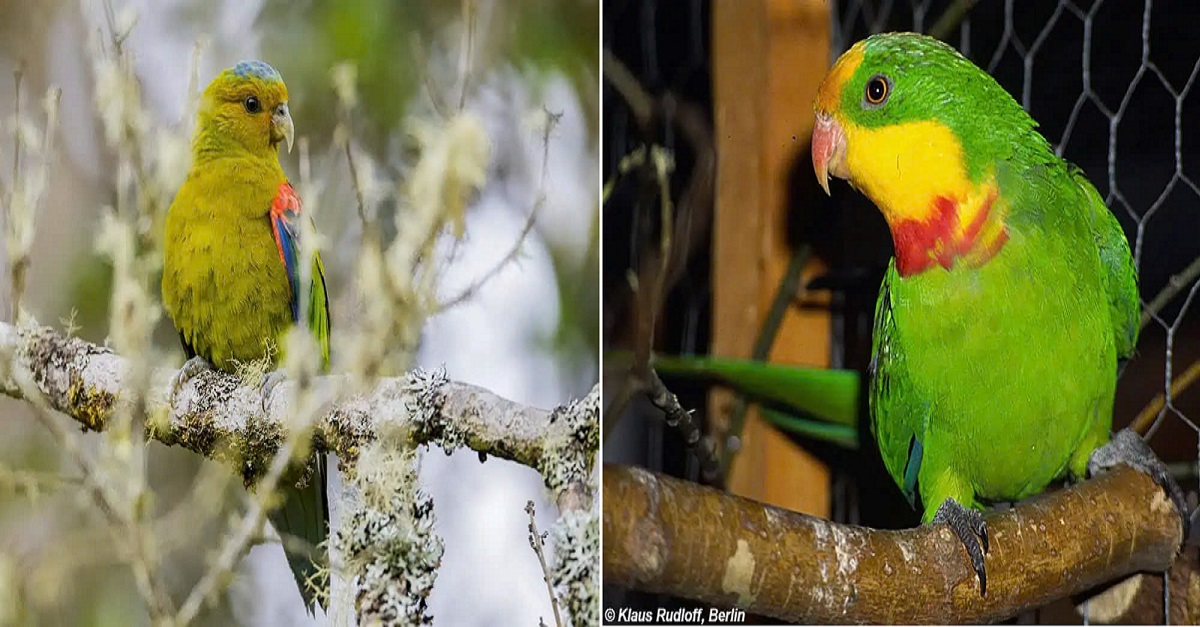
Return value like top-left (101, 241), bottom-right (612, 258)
top-left (932, 498), bottom-right (989, 596)
top-left (1089, 428), bottom-right (1190, 539)
top-left (260, 370), bottom-right (287, 415)
top-left (169, 356), bottom-right (212, 409)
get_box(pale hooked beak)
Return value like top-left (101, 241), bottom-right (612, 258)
top-left (812, 112), bottom-right (848, 196)
top-left (272, 103), bottom-right (294, 153)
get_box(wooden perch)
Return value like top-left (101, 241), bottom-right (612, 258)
top-left (0, 322), bottom-right (597, 510)
top-left (603, 464), bottom-right (1183, 624)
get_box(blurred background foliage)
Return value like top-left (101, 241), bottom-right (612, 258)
top-left (0, 0), bottom-right (598, 625)
top-left (66, 0), bottom-right (602, 362)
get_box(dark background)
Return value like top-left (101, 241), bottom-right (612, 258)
top-left (603, 0), bottom-right (1200, 623)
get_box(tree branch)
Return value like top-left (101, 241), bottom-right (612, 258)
top-left (0, 321), bottom-right (599, 622)
top-left (603, 464), bottom-right (1183, 624)
top-left (0, 322), bottom-right (597, 508)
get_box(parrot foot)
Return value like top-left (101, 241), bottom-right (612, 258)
top-left (932, 498), bottom-right (989, 596)
top-left (1089, 428), bottom-right (1190, 538)
top-left (260, 370), bottom-right (287, 415)
top-left (169, 356), bottom-right (212, 408)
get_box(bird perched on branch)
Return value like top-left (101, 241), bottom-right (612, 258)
top-left (812, 32), bottom-right (1186, 595)
top-left (162, 60), bottom-right (331, 610)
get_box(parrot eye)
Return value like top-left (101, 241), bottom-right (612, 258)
top-left (243, 95), bottom-right (262, 114)
top-left (865, 75), bottom-right (890, 106)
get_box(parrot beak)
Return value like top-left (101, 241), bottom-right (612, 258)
top-left (812, 112), bottom-right (847, 196)
top-left (272, 103), bottom-right (295, 154)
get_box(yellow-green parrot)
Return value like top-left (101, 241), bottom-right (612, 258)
top-left (162, 60), bottom-right (330, 610)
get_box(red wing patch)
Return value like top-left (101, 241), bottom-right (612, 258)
top-left (270, 181), bottom-right (303, 321)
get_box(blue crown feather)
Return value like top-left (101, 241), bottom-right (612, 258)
top-left (231, 60), bottom-right (282, 82)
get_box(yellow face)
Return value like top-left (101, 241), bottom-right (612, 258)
top-left (813, 42), bottom-right (984, 227)
top-left (198, 65), bottom-right (294, 159)
top-left (812, 40), bottom-right (1009, 275)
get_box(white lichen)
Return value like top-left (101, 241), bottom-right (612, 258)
top-left (549, 506), bottom-right (599, 627)
top-left (334, 433), bottom-right (443, 625)
top-left (539, 386), bottom-right (600, 499)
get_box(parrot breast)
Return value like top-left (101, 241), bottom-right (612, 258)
top-left (891, 189), bottom-right (1008, 276)
top-left (162, 162), bottom-right (295, 371)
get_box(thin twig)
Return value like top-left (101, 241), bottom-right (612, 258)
top-left (457, 0), bottom-right (477, 113)
top-left (602, 50), bottom-right (653, 128)
top-left (436, 205), bottom-right (537, 312)
top-left (1142, 254), bottom-right (1200, 330)
top-left (927, 0), bottom-right (979, 41)
top-left (101, 0), bottom-right (133, 54)
top-left (526, 501), bottom-right (564, 627)
top-left (1133, 356), bottom-right (1200, 435)
top-left (184, 37), bottom-right (208, 136)
top-left (10, 87), bottom-right (61, 324)
top-left (344, 140), bottom-right (368, 228)
top-left (601, 146), bottom-right (647, 203)
top-left (601, 59), bottom-right (716, 435)
top-left (12, 64), bottom-right (22, 186)
top-left (608, 140), bottom-right (720, 479)
top-left (175, 430), bottom-right (304, 624)
top-left (0, 464), bottom-right (81, 497)
top-left (411, 36), bottom-right (450, 120)
top-left (28, 405), bottom-right (176, 622)
top-left (436, 108), bottom-right (559, 313)
top-left (719, 246), bottom-right (812, 477)
top-left (644, 369), bottom-right (720, 481)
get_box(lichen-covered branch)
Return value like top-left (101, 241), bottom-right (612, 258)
top-left (0, 321), bottom-right (598, 623)
top-left (603, 464), bottom-right (1183, 625)
top-left (0, 322), bottom-right (597, 503)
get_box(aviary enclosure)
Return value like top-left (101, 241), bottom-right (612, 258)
top-left (602, 0), bottom-right (1200, 624)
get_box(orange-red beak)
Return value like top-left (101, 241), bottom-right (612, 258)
top-left (812, 112), bottom-right (847, 196)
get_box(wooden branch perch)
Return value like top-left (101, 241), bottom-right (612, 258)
top-left (0, 323), bottom-right (597, 509)
top-left (603, 464), bottom-right (1183, 624)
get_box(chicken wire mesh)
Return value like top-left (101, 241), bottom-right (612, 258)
top-left (605, 0), bottom-right (1199, 622)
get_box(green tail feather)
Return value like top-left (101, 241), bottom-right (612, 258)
top-left (760, 408), bottom-right (859, 449)
top-left (267, 457), bottom-right (329, 612)
top-left (601, 352), bottom-right (863, 449)
top-left (649, 354), bottom-right (861, 428)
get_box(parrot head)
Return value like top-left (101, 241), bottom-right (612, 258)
top-left (812, 33), bottom-right (1048, 276)
top-left (197, 60), bottom-right (294, 158)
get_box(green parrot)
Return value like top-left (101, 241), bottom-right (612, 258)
top-left (162, 60), bottom-right (330, 610)
top-left (811, 33), bottom-right (1186, 594)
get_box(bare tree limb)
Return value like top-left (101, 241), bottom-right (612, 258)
top-left (603, 464), bottom-right (1183, 624)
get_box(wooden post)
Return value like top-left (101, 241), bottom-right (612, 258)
top-left (711, 0), bottom-right (833, 515)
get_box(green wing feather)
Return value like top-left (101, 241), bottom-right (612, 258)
top-left (1072, 169), bottom-right (1140, 360)
top-left (309, 249), bottom-right (331, 367)
top-left (868, 261), bottom-right (927, 505)
top-left (268, 471), bottom-right (329, 609)
top-left (268, 194), bottom-right (332, 611)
